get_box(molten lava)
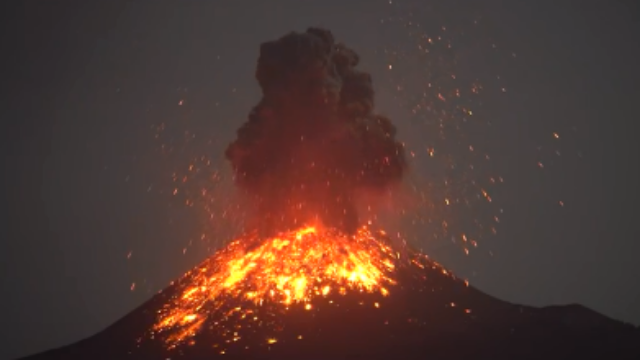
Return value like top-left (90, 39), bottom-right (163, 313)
top-left (150, 226), bottom-right (419, 349)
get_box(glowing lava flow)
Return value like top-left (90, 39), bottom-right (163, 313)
top-left (150, 226), bottom-right (404, 349)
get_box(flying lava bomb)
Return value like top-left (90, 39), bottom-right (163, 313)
top-left (225, 27), bottom-right (407, 236)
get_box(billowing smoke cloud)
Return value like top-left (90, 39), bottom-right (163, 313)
top-left (226, 28), bottom-right (407, 235)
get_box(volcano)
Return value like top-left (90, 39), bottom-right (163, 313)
top-left (19, 226), bottom-right (640, 360)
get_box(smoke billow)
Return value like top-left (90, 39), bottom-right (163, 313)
top-left (226, 28), bottom-right (407, 235)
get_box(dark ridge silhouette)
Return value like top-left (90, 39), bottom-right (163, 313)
top-left (19, 235), bottom-right (640, 360)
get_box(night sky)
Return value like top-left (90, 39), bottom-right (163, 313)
top-left (2, 1), bottom-right (639, 359)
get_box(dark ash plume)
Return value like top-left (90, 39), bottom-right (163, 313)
top-left (225, 28), bottom-right (407, 235)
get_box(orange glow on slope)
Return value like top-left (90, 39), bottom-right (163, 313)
top-left (151, 226), bottom-right (404, 348)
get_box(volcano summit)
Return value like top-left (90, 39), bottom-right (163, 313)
top-left (20, 226), bottom-right (640, 360)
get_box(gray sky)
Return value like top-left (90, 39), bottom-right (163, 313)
top-left (2, 1), bottom-right (639, 359)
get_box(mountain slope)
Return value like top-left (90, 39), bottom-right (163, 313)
top-left (20, 229), bottom-right (640, 360)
